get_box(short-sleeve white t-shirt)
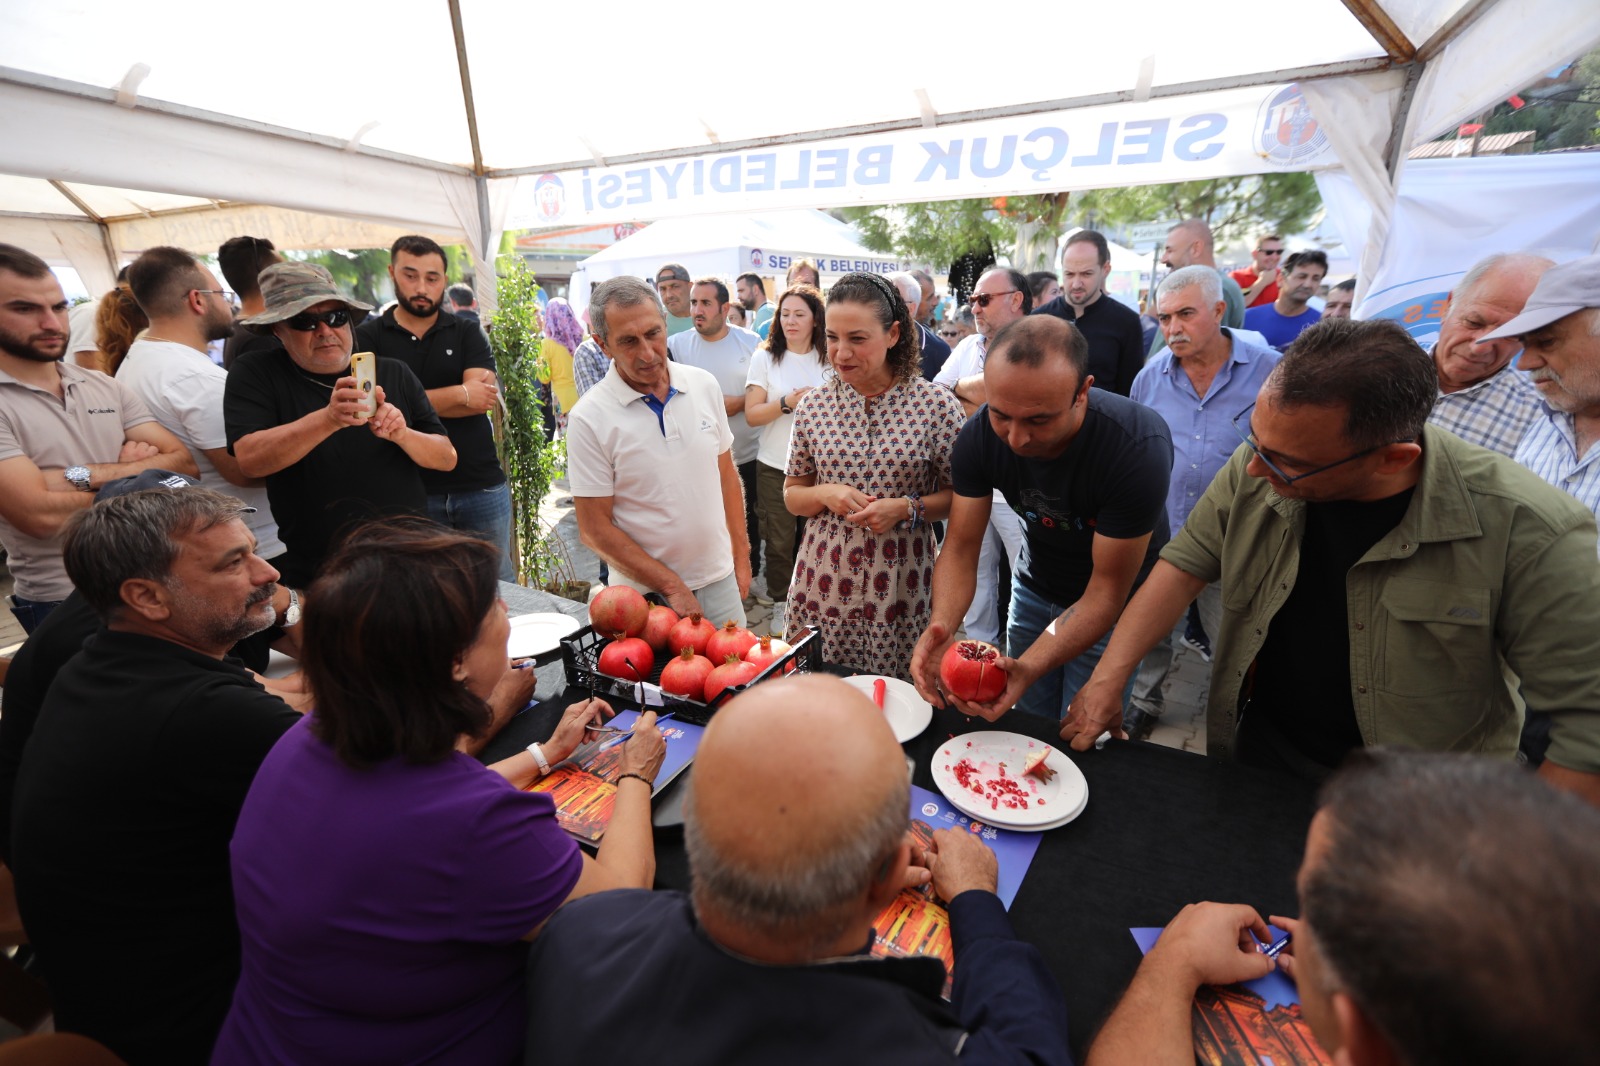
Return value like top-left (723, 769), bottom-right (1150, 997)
top-left (744, 347), bottom-right (829, 470)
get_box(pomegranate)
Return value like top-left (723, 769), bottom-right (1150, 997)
top-left (667, 612), bottom-right (717, 657)
top-left (639, 604), bottom-right (681, 653)
top-left (704, 655), bottom-right (761, 704)
top-left (589, 585), bottom-right (649, 637)
top-left (597, 634), bottom-right (654, 681)
top-left (1023, 746), bottom-right (1057, 783)
top-left (706, 619), bottom-right (758, 663)
top-left (659, 647), bottom-right (714, 701)
top-left (939, 640), bottom-right (1007, 703)
top-left (742, 634), bottom-right (792, 671)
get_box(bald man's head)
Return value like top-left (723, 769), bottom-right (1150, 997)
top-left (687, 675), bottom-right (910, 955)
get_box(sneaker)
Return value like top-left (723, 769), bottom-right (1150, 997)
top-left (754, 593), bottom-right (774, 607)
top-left (1177, 633), bottom-right (1212, 663)
top-left (1122, 706), bottom-right (1159, 742)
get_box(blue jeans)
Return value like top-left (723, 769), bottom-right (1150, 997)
top-left (1006, 577), bottom-right (1130, 721)
top-left (10, 595), bottom-right (62, 635)
top-left (428, 484), bottom-right (516, 582)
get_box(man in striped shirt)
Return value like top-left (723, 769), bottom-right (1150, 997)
top-left (1425, 252), bottom-right (1552, 457)
top-left (1481, 255), bottom-right (1600, 554)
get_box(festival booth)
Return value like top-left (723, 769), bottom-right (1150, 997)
top-left (566, 210), bottom-right (905, 318)
top-left (1, 1), bottom-right (1598, 311)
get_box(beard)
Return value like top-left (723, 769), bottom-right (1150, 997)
top-left (0, 324), bottom-right (66, 363)
top-left (404, 292), bottom-right (441, 318)
top-left (204, 305), bottom-right (236, 343)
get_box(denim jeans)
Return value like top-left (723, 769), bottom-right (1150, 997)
top-left (9, 594), bottom-right (61, 635)
top-left (1006, 576), bottom-right (1131, 721)
top-left (427, 483), bottom-right (516, 582)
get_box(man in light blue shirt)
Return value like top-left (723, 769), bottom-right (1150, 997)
top-left (1126, 265), bottom-right (1281, 739)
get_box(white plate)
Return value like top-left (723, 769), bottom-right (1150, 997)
top-left (842, 675), bottom-right (933, 744)
top-left (930, 731), bottom-right (1088, 830)
top-left (506, 612), bottom-right (582, 659)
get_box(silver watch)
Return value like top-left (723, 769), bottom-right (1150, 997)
top-left (64, 465), bottom-right (92, 492)
top-left (281, 588), bottom-right (302, 628)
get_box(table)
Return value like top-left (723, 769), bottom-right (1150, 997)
top-left (483, 600), bottom-right (1317, 1059)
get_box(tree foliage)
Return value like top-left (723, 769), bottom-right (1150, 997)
top-left (842, 175), bottom-right (1322, 270)
top-left (1478, 47), bottom-right (1600, 150)
top-left (287, 248), bottom-right (392, 306)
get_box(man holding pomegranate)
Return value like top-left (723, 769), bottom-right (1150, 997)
top-left (566, 276), bottom-right (752, 626)
top-left (911, 315), bottom-right (1173, 723)
top-left (1060, 318), bottom-right (1600, 807)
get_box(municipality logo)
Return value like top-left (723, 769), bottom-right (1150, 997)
top-left (532, 173), bottom-right (566, 223)
top-left (1255, 84), bottom-right (1330, 167)
top-left (749, 248), bottom-right (764, 267)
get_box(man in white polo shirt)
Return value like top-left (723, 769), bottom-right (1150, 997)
top-left (567, 276), bottom-right (752, 626)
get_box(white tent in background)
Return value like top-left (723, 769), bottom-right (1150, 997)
top-left (568, 211), bottom-right (905, 317)
top-left (2, 0), bottom-right (1598, 310)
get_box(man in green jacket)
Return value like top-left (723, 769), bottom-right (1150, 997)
top-left (1062, 318), bottom-right (1600, 806)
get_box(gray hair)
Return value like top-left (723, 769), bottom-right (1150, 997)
top-left (1456, 252), bottom-right (1555, 300)
top-left (686, 768), bottom-right (909, 953)
top-left (63, 487), bottom-right (255, 620)
top-left (1158, 264), bottom-right (1222, 307)
top-left (953, 303), bottom-right (975, 327)
top-left (589, 276), bottom-right (665, 343)
top-left (887, 271), bottom-right (921, 309)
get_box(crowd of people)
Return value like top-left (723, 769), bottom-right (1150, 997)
top-left (0, 211), bottom-right (1598, 1063)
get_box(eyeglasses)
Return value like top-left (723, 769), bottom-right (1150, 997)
top-left (970, 290), bottom-right (1019, 309)
top-left (1230, 403), bottom-right (1412, 484)
top-left (283, 308), bottom-right (353, 331)
top-left (192, 289), bottom-right (238, 306)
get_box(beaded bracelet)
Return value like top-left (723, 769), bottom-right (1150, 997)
top-left (904, 492), bottom-right (925, 530)
top-left (615, 772), bottom-right (653, 789)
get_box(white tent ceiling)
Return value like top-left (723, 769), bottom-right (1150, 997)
top-left (2, 0), bottom-right (1598, 307)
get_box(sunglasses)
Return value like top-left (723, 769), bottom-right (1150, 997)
top-left (970, 289), bottom-right (1019, 309)
top-left (938, 329), bottom-right (961, 338)
top-left (283, 308), bottom-right (352, 331)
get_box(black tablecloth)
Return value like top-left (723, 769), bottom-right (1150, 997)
top-left (481, 670), bottom-right (1316, 1058)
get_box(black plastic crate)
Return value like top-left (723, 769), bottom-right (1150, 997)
top-left (560, 624), bottom-right (821, 725)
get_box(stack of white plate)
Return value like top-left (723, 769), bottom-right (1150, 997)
top-left (930, 731), bottom-right (1089, 831)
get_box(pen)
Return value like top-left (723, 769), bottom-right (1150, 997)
top-left (1261, 931), bottom-right (1292, 959)
top-left (596, 712), bottom-right (677, 752)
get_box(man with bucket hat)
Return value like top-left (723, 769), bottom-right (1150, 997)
top-left (1486, 254), bottom-right (1600, 553)
top-left (222, 262), bottom-right (455, 587)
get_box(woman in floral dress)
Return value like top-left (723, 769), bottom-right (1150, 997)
top-left (783, 273), bottom-right (965, 678)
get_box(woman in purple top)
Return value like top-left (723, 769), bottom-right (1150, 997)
top-left (213, 522), bottom-right (665, 1065)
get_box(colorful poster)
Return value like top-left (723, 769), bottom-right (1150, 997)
top-left (525, 711), bottom-right (702, 843)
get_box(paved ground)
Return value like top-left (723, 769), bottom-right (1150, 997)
top-left (541, 475), bottom-right (1213, 754)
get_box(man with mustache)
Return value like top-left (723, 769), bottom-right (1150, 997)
top-left (224, 262), bottom-right (455, 588)
top-left (0, 243), bottom-right (197, 633)
top-left (1488, 255), bottom-right (1600, 555)
top-left (354, 236), bottom-right (511, 577)
top-left (1425, 252), bottom-right (1553, 457)
top-left (1244, 250), bottom-right (1328, 352)
top-left (10, 483), bottom-right (302, 1063)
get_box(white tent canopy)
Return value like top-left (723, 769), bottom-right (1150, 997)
top-left (569, 210), bottom-right (906, 316)
top-left (3, 0), bottom-right (1598, 309)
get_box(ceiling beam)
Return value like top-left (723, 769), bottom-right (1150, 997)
top-left (1415, 0), bottom-right (1499, 62)
top-left (46, 180), bottom-right (105, 224)
top-left (1339, 0), bottom-right (1416, 61)
top-left (446, 0), bottom-right (486, 177)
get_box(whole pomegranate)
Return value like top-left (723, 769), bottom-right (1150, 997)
top-left (667, 612), bottom-right (717, 657)
top-left (704, 655), bottom-right (760, 704)
top-left (659, 647), bottom-right (714, 701)
top-left (742, 634), bottom-right (792, 671)
top-left (639, 604), bottom-right (681, 653)
top-left (590, 586), bottom-right (649, 638)
top-left (939, 640), bottom-right (1007, 703)
top-left (705, 620), bottom-right (758, 663)
top-left (597, 635), bottom-right (654, 681)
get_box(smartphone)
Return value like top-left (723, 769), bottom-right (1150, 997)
top-left (350, 351), bottom-right (377, 419)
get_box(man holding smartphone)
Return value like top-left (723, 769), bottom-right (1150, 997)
top-left (223, 262), bottom-right (455, 587)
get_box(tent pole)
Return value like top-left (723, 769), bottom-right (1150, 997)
top-left (1383, 63), bottom-right (1424, 179)
top-left (47, 179), bottom-right (120, 283)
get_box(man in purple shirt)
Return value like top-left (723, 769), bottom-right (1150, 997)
top-left (1126, 266), bottom-right (1280, 740)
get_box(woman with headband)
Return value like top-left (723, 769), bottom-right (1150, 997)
top-left (782, 272), bottom-right (965, 678)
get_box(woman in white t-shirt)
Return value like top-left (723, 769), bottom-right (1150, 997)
top-left (744, 284), bottom-right (829, 607)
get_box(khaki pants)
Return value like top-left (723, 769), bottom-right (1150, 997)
top-left (756, 463), bottom-right (805, 601)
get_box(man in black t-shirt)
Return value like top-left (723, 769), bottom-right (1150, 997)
top-left (911, 316), bottom-right (1172, 722)
top-left (223, 262), bottom-right (455, 588)
top-left (217, 234), bottom-right (283, 370)
top-left (11, 485), bottom-right (302, 1064)
top-left (355, 236), bottom-right (513, 578)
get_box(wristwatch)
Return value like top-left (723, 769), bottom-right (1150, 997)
top-left (779, 396), bottom-right (792, 414)
top-left (64, 465), bottom-right (92, 492)
top-left (281, 587), bottom-right (302, 628)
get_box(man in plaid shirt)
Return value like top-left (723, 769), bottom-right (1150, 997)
top-left (1426, 252), bottom-right (1553, 456)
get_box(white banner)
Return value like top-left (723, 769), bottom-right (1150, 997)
top-left (508, 84), bottom-right (1339, 229)
top-left (1336, 154), bottom-right (1600, 347)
